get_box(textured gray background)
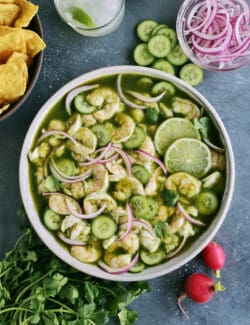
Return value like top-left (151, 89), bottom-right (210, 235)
top-left (0, 0), bottom-right (250, 324)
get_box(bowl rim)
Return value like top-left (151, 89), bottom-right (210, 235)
top-left (19, 65), bottom-right (235, 281)
top-left (0, 14), bottom-right (44, 122)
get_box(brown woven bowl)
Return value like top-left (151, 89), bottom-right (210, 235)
top-left (0, 15), bottom-right (44, 122)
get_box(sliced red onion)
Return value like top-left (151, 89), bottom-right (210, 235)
top-left (98, 253), bottom-right (139, 274)
top-left (58, 232), bottom-right (87, 246)
top-left (66, 198), bottom-right (107, 219)
top-left (119, 203), bottom-right (134, 241)
top-left (112, 145), bottom-right (132, 176)
top-left (166, 236), bottom-right (188, 259)
top-left (116, 74), bottom-right (147, 110)
top-left (65, 84), bottom-right (99, 115)
top-left (38, 130), bottom-right (79, 147)
top-left (126, 90), bottom-right (166, 103)
top-left (203, 137), bottom-right (225, 153)
top-left (136, 149), bottom-right (167, 175)
top-left (98, 153), bottom-right (119, 164)
top-left (120, 219), bottom-right (155, 237)
top-left (80, 143), bottom-right (112, 166)
top-left (177, 203), bottom-right (206, 227)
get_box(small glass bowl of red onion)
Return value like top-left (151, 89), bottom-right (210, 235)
top-left (176, 0), bottom-right (250, 71)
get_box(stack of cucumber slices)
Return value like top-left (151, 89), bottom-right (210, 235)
top-left (134, 20), bottom-right (204, 87)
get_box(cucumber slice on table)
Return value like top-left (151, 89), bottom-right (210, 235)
top-left (151, 81), bottom-right (176, 97)
top-left (148, 35), bottom-right (172, 58)
top-left (140, 249), bottom-right (165, 265)
top-left (74, 94), bottom-right (96, 114)
top-left (151, 24), bottom-right (168, 36)
top-left (91, 124), bottom-right (111, 147)
top-left (124, 125), bottom-right (146, 149)
top-left (152, 59), bottom-right (175, 75)
top-left (56, 158), bottom-right (76, 176)
top-left (157, 27), bottom-right (177, 49)
top-left (92, 215), bottom-right (117, 240)
top-left (167, 44), bottom-right (189, 66)
top-left (132, 165), bottom-right (150, 185)
top-left (145, 198), bottom-right (158, 220)
top-left (179, 63), bottom-right (204, 87)
top-left (134, 43), bottom-right (155, 66)
top-left (137, 20), bottom-right (158, 42)
top-left (195, 190), bottom-right (219, 216)
top-left (130, 195), bottom-right (150, 218)
top-left (44, 209), bottom-right (62, 231)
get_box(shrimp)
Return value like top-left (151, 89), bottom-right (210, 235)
top-left (145, 167), bottom-right (166, 196)
top-left (130, 136), bottom-right (156, 172)
top-left (48, 119), bottom-right (66, 132)
top-left (84, 164), bottom-right (109, 194)
top-left (140, 230), bottom-right (161, 253)
top-left (61, 215), bottom-right (91, 242)
top-left (202, 171), bottom-right (224, 191)
top-left (166, 172), bottom-right (201, 199)
top-left (162, 234), bottom-right (180, 253)
top-left (167, 208), bottom-right (195, 237)
top-left (112, 113), bottom-right (135, 143)
top-left (152, 205), bottom-right (176, 224)
top-left (62, 181), bottom-right (85, 200)
top-left (211, 150), bottom-right (226, 171)
top-left (71, 239), bottom-right (101, 263)
top-left (111, 206), bottom-right (128, 224)
top-left (66, 113), bottom-right (82, 136)
top-left (48, 193), bottom-right (81, 215)
top-left (113, 176), bottom-right (145, 202)
top-left (81, 114), bottom-right (96, 127)
top-left (86, 86), bottom-right (121, 122)
top-left (106, 158), bottom-right (127, 180)
top-left (172, 97), bottom-right (200, 120)
top-left (104, 233), bottom-right (139, 268)
top-left (66, 127), bottom-right (97, 156)
top-left (28, 141), bottom-right (51, 165)
top-left (83, 192), bottom-right (117, 214)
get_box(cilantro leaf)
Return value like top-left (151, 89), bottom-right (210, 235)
top-left (194, 116), bottom-right (212, 138)
top-left (118, 308), bottom-right (138, 325)
top-left (161, 189), bottom-right (179, 206)
top-left (154, 220), bottom-right (167, 239)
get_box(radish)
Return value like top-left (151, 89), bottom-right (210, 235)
top-left (202, 242), bottom-right (226, 278)
top-left (177, 273), bottom-right (225, 320)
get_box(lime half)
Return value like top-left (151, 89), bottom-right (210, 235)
top-left (154, 118), bottom-right (200, 155)
top-left (165, 138), bottom-right (212, 178)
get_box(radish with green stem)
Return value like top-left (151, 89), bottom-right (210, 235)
top-left (202, 242), bottom-right (226, 278)
top-left (177, 273), bottom-right (225, 320)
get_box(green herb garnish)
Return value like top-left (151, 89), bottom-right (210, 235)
top-left (194, 116), bottom-right (212, 138)
top-left (70, 6), bottom-right (95, 28)
top-left (154, 220), bottom-right (167, 239)
top-left (161, 189), bottom-right (179, 207)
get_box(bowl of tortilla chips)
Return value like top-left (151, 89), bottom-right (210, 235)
top-left (0, 0), bottom-right (46, 121)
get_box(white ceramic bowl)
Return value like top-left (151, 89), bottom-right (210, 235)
top-left (19, 66), bottom-right (235, 281)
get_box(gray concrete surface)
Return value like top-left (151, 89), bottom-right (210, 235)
top-left (0, 0), bottom-right (249, 324)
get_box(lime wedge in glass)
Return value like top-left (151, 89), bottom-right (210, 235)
top-left (70, 6), bottom-right (95, 28)
top-left (164, 138), bottom-right (212, 178)
top-left (154, 118), bottom-right (200, 155)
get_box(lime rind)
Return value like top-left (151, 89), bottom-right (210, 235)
top-left (70, 6), bottom-right (95, 28)
top-left (154, 117), bottom-right (200, 155)
top-left (164, 138), bottom-right (212, 178)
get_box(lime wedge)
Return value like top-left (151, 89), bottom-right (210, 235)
top-left (154, 118), bottom-right (200, 155)
top-left (70, 6), bottom-right (95, 27)
top-left (164, 138), bottom-right (212, 178)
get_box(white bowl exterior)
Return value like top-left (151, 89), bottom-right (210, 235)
top-left (19, 66), bottom-right (235, 281)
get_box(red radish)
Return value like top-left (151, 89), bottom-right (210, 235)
top-left (202, 242), bottom-right (226, 278)
top-left (177, 273), bottom-right (225, 320)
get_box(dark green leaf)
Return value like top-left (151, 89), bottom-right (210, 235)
top-left (161, 189), bottom-right (179, 207)
top-left (194, 117), bottom-right (212, 138)
top-left (60, 283), bottom-right (79, 304)
top-left (154, 220), bottom-right (167, 239)
top-left (84, 281), bottom-right (99, 303)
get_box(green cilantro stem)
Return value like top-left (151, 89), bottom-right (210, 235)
top-left (0, 307), bottom-right (32, 315)
top-left (48, 297), bottom-right (77, 314)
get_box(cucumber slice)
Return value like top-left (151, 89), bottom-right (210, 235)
top-left (56, 158), bottom-right (76, 176)
top-left (195, 190), bottom-right (219, 216)
top-left (137, 77), bottom-right (154, 88)
top-left (43, 209), bottom-right (62, 231)
top-left (92, 215), bottom-right (117, 240)
top-left (129, 261), bottom-right (145, 273)
top-left (132, 165), bottom-right (150, 185)
top-left (74, 94), bottom-right (96, 114)
top-left (157, 27), bottom-right (177, 49)
top-left (179, 63), bottom-right (204, 87)
top-left (151, 24), bottom-right (168, 36)
top-left (134, 43), bottom-right (155, 66)
top-left (91, 124), bottom-right (111, 147)
top-left (167, 44), bottom-right (188, 66)
top-left (148, 35), bottom-right (172, 58)
top-left (130, 195), bottom-right (150, 218)
top-left (145, 198), bottom-right (158, 220)
top-left (145, 107), bottom-right (159, 124)
top-left (137, 20), bottom-right (158, 42)
top-left (152, 59), bottom-right (175, 75)
top-left (151, 81), bottom-right (176, 97)
top-left (140, 249), bottom-right (165, 265)
top-left (123, 125), bottom-right (146, 149)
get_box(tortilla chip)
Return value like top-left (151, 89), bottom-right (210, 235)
top-left (0, 103), bottom-right (10, 115)
top-left (8, 50), bottom-right (32, 66)
top-left (0, 53), bottom-right (28, 105)
top-left (0, 26), bottom-right (26, 61)
top-left (0, 4), bottom-right (20, 26)
top-left (21, 28), bottom-right (45, 57)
